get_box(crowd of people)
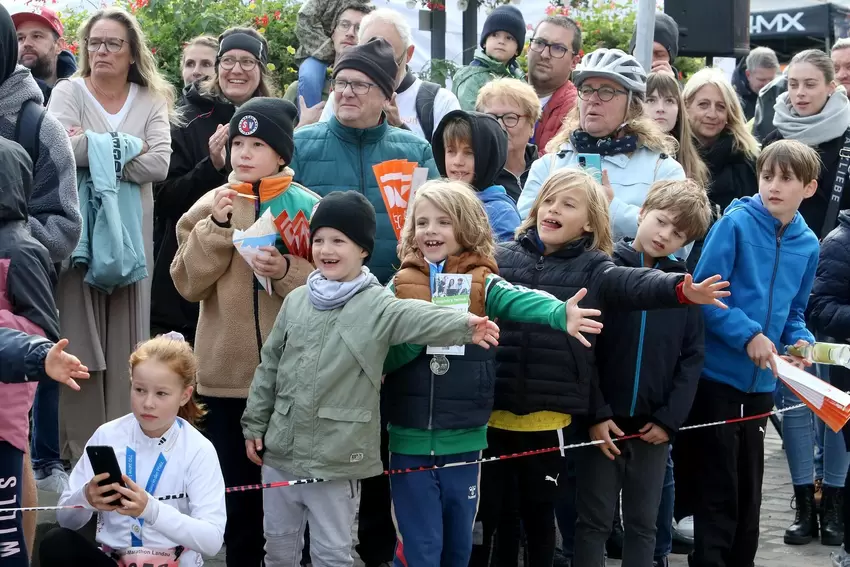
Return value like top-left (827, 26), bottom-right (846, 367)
top-left (1, 2), bottom-right (850, 567)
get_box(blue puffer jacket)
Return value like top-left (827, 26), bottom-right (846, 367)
top-left (291, 116), bottom-right (439, 283)
top-left (693, 196), bottom-right (819, 394)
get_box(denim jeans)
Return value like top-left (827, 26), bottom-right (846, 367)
top-left (30, 379), bottom-right (62, 475)
top-left (775, 365), bottom-right (850, 488)
top-left (654, 447), bottom-right (674, 559)
top-left (297, 57), bottom-right (328, 110)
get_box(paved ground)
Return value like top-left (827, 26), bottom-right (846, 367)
top-left (33, 427), bottom-right (837, 567)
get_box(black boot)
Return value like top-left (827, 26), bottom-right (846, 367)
top-left (785, 484), bottom-right (819, 545)
top-left (822, 486), bottom-right (845, 546)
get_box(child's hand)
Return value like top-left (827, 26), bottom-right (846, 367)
top-left (254, 246), bottom-right (290, 280)
top-left (746, 333), bottom-right (778, 377)
top-left (601, 170), bottom-right (614, 203)
top-left (639, 422), bottom-right (670, 445)
top-left (468, 315), bottom-right (500, 349)
top-left (780, 339), bottom-right (813, 370)
top-left (84, 473), bottom-right (122, 512)
top-left (565, 288), bottom-right (603, 348)
top-left (246, 438), bottom-right (264, 466)
top-left (114, 475), bottom-right (149, 518)
top-left (212, 187), bottom-right (238, 224)
top-left (45, 339), bottom-right (90, 391)
top-left (209, 124), bottom-right (228, 170)
top-left (681, 274), bottom-right (731, 308)
top-left (590, 420), bottom-right (623, 460)
top-left (298, 96), bottom-right (326, 128)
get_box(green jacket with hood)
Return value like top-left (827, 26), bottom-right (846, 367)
top-left (451, 48), bottom-right (525, 111)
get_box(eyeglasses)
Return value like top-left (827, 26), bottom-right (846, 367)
top-left (578, 85), bottom-right (628, 102)
top-left (487, 112), bottom-right (527, 128)
top-left (86, 37), bottom-right (126, 53)
top-left (219, 56), bottom-right (259, 71)
top-left (336, 19), bottom-right (360, 34)
top-left (331, 79), bottom-right (377, 95)
top-left (529, 38), bottom-right (570, 59)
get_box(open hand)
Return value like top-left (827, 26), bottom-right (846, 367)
top-left (45, 339), bottom-right (90, 391)
top-left (209, 124), bottom-right (229, 170)
top-left (254, 246), bottom-right (290, 280)
top-left (590, 419), bottom-right (624, 460)
top-left (468, 315), bottom-right (500, 349)
top-left (246, 438), bottom-right (264, 466)
top-left (383, 93), bottom-right (403, 127)
top-left (84, 472), bottom-right (122, 512)
top-left (212, 187), bottom-right (237, 224)
top-left (639, 422), bottom-right (670, 445)
top-left (114, 475), bottom-right (149, 518)
top-left (747, 333), bottom-right (777, 377)
top-left (298, 96), bottom-right (325, 128)
top-left (681, 274), bottom-right (731, 308)
top-left (565, 288), bottom-right (603, 348)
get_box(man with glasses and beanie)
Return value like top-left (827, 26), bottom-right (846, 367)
top-left (527, 16), bottom-right (582, 155)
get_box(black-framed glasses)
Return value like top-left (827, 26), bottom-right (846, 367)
top-left (529, 38), bottom-right (570, 59)
top-left (487, 112), bottom-right (527, 128)
top-left (86, 37), bottom-right (126, 53)
top-left (336, 19), bottom-right (360, 34)
top-left (331, 79), bottom-right (376, 95)
top-left (219, 56), bottom-right (259, 71)
top-left (578, 85), bottom-right (628, 102)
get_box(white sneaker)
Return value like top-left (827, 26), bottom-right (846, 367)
top-left (35, 468), bottom-right (70, 494)
top-left (676, 516), bottom-right (695, 539)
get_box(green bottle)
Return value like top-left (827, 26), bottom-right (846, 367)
top-left (786, 342), bottom-right (850, 368)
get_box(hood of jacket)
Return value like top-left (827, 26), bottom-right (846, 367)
top-left (725, 194), bottom-right (813, 239)
top-left (732, 59), bottom-right (756, 99)
top-left (0, 5), bottom-right (17, 86)
top-left (472, 47), bottom-right (515, 72)
top-left (612, 238), bottom-right (687, 273)
top-left (57, 50), bottom-right (77, 80)
top-left (181, 81), bottom-right (217, 112)
top-left (0, 66), bottom-right (44, 120)
top-left (839, 210), bottom-right (850, 230)
top-left (0, 137), bottom-right (32, 223)
top-left (478, 184), bottom-right (515, 206)
top-left (432, 110), bottom-right (508, 191)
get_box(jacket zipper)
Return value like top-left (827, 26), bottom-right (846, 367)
top-left (630, 252), bottom-right (649, 417)
top-left (427, 370), bottom-right (435, 432)
top-left (518, 255), bottom-right (545, 407)
top-left (748, 224), bottom-right (786, 392)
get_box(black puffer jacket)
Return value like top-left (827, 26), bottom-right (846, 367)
top-left (151, 83), bottom-right (234, 339)
top-left (494, 231), bottom-right (688, 417)
top-left (763, 130), bottom-right (850, 238)
top-left (807, 211), bottom-right (850, 394)
top-left (595, 240), bottom-right (704, 435)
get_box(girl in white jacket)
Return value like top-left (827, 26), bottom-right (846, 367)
top-left (39, 334), bottom-right (227, 567)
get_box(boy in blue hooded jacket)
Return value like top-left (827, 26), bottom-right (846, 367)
top-left (689, 139), bottom-right (821, 567)
top-left (432, 110), bottom-right (521, 243)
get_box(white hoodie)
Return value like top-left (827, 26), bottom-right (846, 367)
top-left (58, 414), bottom-right (226, 565)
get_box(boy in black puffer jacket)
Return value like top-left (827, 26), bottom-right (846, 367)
top-left (578, 180), bottom-right (713, 567)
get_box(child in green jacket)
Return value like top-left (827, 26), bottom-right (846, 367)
top-left (242, 191), bottom-right (509, 567)
top-left (452, 5), bottom-right (527, 110)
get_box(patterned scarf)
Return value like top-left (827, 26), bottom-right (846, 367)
top-left (568, 129), bottom-right (639, 156)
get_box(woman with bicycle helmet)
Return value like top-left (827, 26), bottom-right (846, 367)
top-left (517, 48), bottom-right (685, 243)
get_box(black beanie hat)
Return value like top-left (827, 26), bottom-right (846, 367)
top-left (218, 31), bottom-right (269, 65)
top-left (228, 98), bottom-right (297, 166)
top-left (310, 191), bottom-right (376, 261)
top-left (629, 12), bottom-right (679, 62)
top-left (333, 37), bottom-right (398, 99)
top-left (480, 5), bottom-right (526, 56)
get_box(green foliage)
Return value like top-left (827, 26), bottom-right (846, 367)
top-left (59, 0), bottom-right (300, 94)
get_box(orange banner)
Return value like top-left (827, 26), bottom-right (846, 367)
top-left (374, 160), bottom-right (418, 240)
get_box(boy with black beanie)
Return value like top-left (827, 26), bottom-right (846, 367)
top-left (242, 189), bottom-right (500, 567)
top-left (452, 5), bottom-right (526, 110)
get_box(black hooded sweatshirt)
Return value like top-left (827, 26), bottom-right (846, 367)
top-left (732, 59), bottom-right (758, 122)
top-left (0, 5), bottom-right (17, 85)
top-left (151, 82), bottom-right (234, 339)
top-left (0, 137), bottom-right (59, 342)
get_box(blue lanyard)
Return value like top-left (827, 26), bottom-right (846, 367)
top-left (427, 260), bottom-right (445, 295)
top-left (125, 448), bottom-right (168, 546)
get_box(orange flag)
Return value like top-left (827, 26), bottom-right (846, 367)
top-left (374, 160), bottom-right (418, 240)
top-left (775, 355), bottom-right (850, 433)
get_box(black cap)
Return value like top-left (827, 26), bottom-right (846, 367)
top-left (228, 98), bottom-right (297, 166)
top-left (311, 191), bottom-right (376, 261)
top-left (218, 31), bottom-right (269, 65)
top-left (629, 12), bottom-right (679, 62)
top-left (480, 5), bottom-right (526, 57)
top-left (333, 37), bottom-right (398, 99)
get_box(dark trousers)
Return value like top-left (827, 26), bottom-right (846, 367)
top-left (201, 395), bottom-right (265, 567)
top-left (30, 378), bottom-right (62, 474)
top-left (469, 428), bottom-right (563, 567)
top-left (574, 438), bottom-right (669, 567)
top-left (356, 417), bottom-right (396, 566)
top-left (0, 441), bottom-right (27, 567)
top-left (689, 379), bottom-right (773, 567)
top-left (40, 527), bottom-right (117, 566)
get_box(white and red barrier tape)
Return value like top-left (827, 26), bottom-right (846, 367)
top-left (1, 402), bottom-right (805, 513)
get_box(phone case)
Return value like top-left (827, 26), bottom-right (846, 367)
top-left (86, 445), bottom-right (126, 497)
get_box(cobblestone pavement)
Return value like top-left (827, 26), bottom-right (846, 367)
top-left (34, 427), bottom-right (837, 567)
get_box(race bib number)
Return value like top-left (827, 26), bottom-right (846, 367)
top-left (113, 546), bottom-right (180, 567)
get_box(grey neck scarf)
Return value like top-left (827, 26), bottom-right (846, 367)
top-left (306, 266), bottom-right (379, 311)
top-left (773, 88), bottom-right (850, 147)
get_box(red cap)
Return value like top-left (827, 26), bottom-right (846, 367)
top-left (11, 7), bottom-right (65, 38)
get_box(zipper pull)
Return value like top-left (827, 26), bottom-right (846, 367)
top-left (535, 256), bottom-right (544, 271)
